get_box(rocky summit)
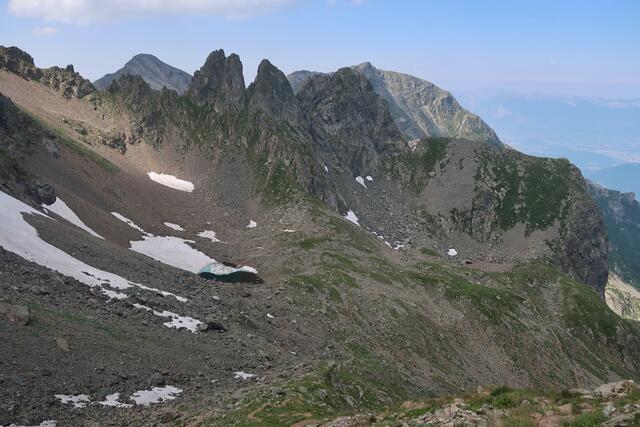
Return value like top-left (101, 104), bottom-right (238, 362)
top-left (0, 45), bottom-right (639, 427)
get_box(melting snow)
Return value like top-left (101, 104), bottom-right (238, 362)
top-left (355, 176), bottom-right (367, 188)
top-left (133, 304), bottom-right (202, 332)
top-left (448, 248), bottom-right (458, 257)
top-left (344, 210), bottom-right (360, 226)
top-left (246, 220), bottom-right (257, 229)
top-left (198, 230), bottom-right (223, 243)
top-left (234, 371), bottom-right (256, 380)
top-left (147, 172), bottom-right (194, 193)
top-left (163, 222), bottom-right (184, 231)
top-left (365, 176), bottom-right (373, 181)
top-left (54, 394), bottom-right (91, 408)
top-left (199, 263), bottom-right (257, 276)
top-left (98, 393), bottom-right (132, 408)
top-left (43, 198), bottom-right (103, 239)
top-left (111, 212), bottom-right (146, 233)
top-left (130, 385), bottom-right (183, 406)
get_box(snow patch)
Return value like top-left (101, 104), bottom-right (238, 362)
top-left (54, 394), bottom-right (91, 408)
top-left (147, 172), bottom-right (194, 192)
top-left (234, 371), bottom-right (256, 380)
top-left (365, 176), bottom-right (373, 181)
top-left (130, 385), bottom-right (183, 406)
top-left (355, 176), bottom-right (367, 188)
top-left (343, 210), bottom-right (360, 226)
top-left (324, 165), bottom-right (329, 172)
top-left (448, 248), bottom-right (458, 257)
top-left (98, 393), bottom-right (132, 408)
top-left (266, 313), bottom-right (275, 319)
top-left (197, 230), bottom-right (223, 243)
top-left (283, 229), bottom-right (296, 233)
top-left (163, 222), bottom-right (184, 231)
top-left (44, 198), bottom-right (103, 239)
top-left (133, 304), bottom-right (202, 333)
top-left (111, 212), bottom-right (146, 233)
top-left (130, 235), bottom-right (217, 273)
top-left (246, 220), bottom-right (257, 229)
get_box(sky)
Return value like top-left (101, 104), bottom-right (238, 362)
top-left (1, 0), bottom-right (639, 99)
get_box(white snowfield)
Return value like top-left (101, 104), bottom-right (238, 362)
top-left (130, 234), bottom-right (217, 273)
top-left (344, 210), bottom-right (360, 226)
top-left (44, 198), bottom-right (103, 239)
top-left (147, 172), bottom-right (194, 192)
top-left (163, 222), bottom-right (184, 231)
top-left (355, 176), bottom-right (367, 188)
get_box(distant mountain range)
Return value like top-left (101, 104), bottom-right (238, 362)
top-left (94, 53), bottom-right (192, 94)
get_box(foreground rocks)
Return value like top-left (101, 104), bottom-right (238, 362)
top-left (316, 380), bottom-right (640, 427)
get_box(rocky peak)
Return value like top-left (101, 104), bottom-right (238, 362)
top-left (247, 59), bottom-right (301, 122)
top-left (298, 67), bottom-right (406, 176)
top-left (188, 49), bottom-right (246, 112)
top-left (0, 46), bottom-right (42, 80)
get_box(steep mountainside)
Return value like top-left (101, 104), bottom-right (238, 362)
top-left (288, 62), bottom-right (501, 144)
top-left (94, 53), bottom-right (192, 94)
top-left (0, 46), bottom-right (637, 426)
top-left (588, 181), bottom-right (640, 290)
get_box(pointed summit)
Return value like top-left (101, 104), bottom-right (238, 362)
top-left (94, 53), bottom-right (191, 94)
top-left (248, 59), bottom-right (300, 122)
top-left (188, 49), bottom-right (246, 112)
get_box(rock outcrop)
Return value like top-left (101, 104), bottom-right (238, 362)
top-left (0, 46), bottom-right (94, 98)
top-left (94, 53), bottom-right (192, 94)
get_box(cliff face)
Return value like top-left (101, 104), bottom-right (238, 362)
top-left (588, 182), bottom-right (640, 290)
top-left (298, 68), bottom-right (406, 177)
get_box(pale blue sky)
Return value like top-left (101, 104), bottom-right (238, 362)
top-left (1, 0), bottom-right (639, 98)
